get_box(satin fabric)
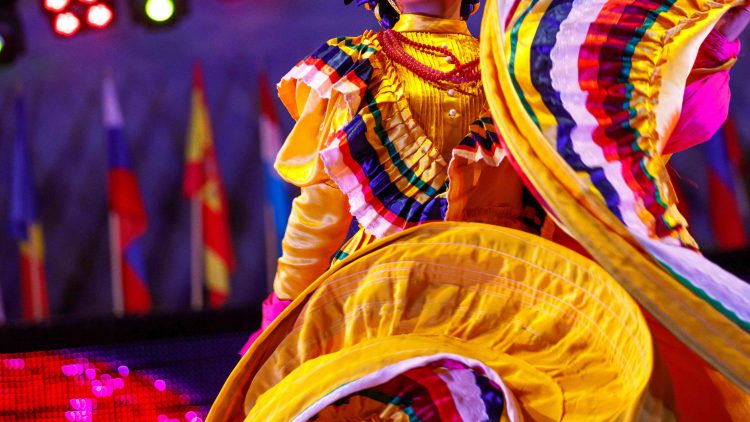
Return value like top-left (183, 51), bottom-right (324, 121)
top-left (209, 223), bottom-right (652, 421)
top-left (389, 15), bottom-right (487, 159)
top-left (666, 29), bottom-right (741, 154)
top-left (273, 183), bottom-right (352, 300)
top-left (270, 14), bottom-right (738, 303)
top-left (479, 0), bottom-right (750, 416)
top-left (273, 15), bottom-right (490, 299)
top-left (223, 7), bottom-right (748, 420)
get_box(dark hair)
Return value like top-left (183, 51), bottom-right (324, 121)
top-left (344, 0), bottom-right (481, 29)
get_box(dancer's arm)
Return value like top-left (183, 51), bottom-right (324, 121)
top-left (273, 184), bottom-right (352, 300)
top-left (272, 87), bottom-right (354, 300)
top-left (666, 7), bottom-right (748, 153)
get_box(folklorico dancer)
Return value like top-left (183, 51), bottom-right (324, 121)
top-left (214, 0), bottom-right (750, 420)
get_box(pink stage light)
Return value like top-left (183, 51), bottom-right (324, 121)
top-left (54, 12), bottom-right (82, 36)
top-left (117, 365), bottom-right (129, 377)
top-left (86, 4), bottom-right (114, 28)
top-left (44, 0), bottom-right (71, 12)
top-left (1, 346), bottom-right (208, 420)
top-left (44, 0), bottom-right (117, 38)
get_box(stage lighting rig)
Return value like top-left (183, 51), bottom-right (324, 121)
top-left (0, 0), bottom-right (25, 65)
top-left (42, 0), bottom-right (116, 37)
top-left (129, 0), bottom-right (188, 29)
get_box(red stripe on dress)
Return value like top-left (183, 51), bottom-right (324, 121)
top-left (402, 366), bottom-right (464, 420)
top-left (336, 130), bottom-right (413, 229)
top-left (579, 0), bottom-right (672, 237)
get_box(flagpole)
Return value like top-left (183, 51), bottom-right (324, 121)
top-left (190, 197), bottom-right (204, 311)
top-left (109, 212), bottom-right (124, 317)
top-left (28, 236), bottom-right (43, 322)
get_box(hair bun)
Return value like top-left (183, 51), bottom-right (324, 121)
top-left (346, 1), bottom-right (481, 29)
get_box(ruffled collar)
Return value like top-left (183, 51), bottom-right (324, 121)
top-left (392, 14), bottom-right (471, 36)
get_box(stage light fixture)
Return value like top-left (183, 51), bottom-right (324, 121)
top-left (129, 0), bottom-right (188, 29)
top-left (54, 11), bottom-right (80, 36)
top-left (42, 0), bottom-right (116, 37)
top-left (44, 0), bottom-right (70, 12)
top-left (0, 0), bottom-right (25, 65)
top-left (87, 3), bottom-right (114, 28)
top-left (145, 0), bottom-right (174, 23)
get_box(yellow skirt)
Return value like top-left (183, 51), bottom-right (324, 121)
top-left (208, 223), bottom-right (652, 421)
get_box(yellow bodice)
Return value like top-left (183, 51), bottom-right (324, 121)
top-left (390, 14), bottom-right (486, 160)
top-left (272, 15), bottom-right (493, 300)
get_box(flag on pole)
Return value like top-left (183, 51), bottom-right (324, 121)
top-left (706, 117), bottom-right (748, 250)
top-left (183, 63), bottom-right (235, 309)
top-left (258, 71), bottom-right (293, 287)
top-left (103, 76), bottom-right (152, 315)
top-left (9, 94), bottom-right (50, 322)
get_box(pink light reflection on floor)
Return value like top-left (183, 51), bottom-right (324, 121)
top-left (0, 350), bottom-right (204, 421)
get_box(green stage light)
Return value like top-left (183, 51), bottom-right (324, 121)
top-left (129, 0), bottom-right (187, 29)
top-left (0, 35), bottom-right (5, 54)
top-left (145, 0), bottom-right (174, 23)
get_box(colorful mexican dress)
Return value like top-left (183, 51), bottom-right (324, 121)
top-left (215, 6), bottom-right (748, 421)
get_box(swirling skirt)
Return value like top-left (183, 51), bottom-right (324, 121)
top-left (208, 223), bottom-right (652, 421)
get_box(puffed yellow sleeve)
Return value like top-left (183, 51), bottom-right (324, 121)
top-left (274, 33), bottom-right (375, 186)
top-left (271, 34), bottom-right (379, 299)
top-left (273, 183), bottom-right (353, 300)
top-left (274, 80), bottom-right (357, 187)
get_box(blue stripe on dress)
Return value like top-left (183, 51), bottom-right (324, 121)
top-left (340, 103), bottom-right (447, 224)
top-left (528, 0), bottom-right (624, 220)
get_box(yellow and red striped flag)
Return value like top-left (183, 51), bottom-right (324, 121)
top-left (183, 63), bottom-right (235, 309)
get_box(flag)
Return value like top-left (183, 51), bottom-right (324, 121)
top-left (103, 76), bottom-right (152, 315)
top-left (705, 117), bottom-right (748, 250)
top-left (258, 71), bottom-right (293, 285)
top-left (9, 94), bottom-right (50, 322)
top-left (183, 63), bottom-right (235, 309)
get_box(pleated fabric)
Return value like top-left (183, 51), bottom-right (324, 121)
top-left (479, 0), bottom-right (750, 392)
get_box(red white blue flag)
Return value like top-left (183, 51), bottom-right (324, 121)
top-left (9, 94), bottom-right (50, 322)
top-left (103, 76), bottom-right (152, 315)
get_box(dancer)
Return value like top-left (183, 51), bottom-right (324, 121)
top-left (216, 0), bottom-right (750, 420)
